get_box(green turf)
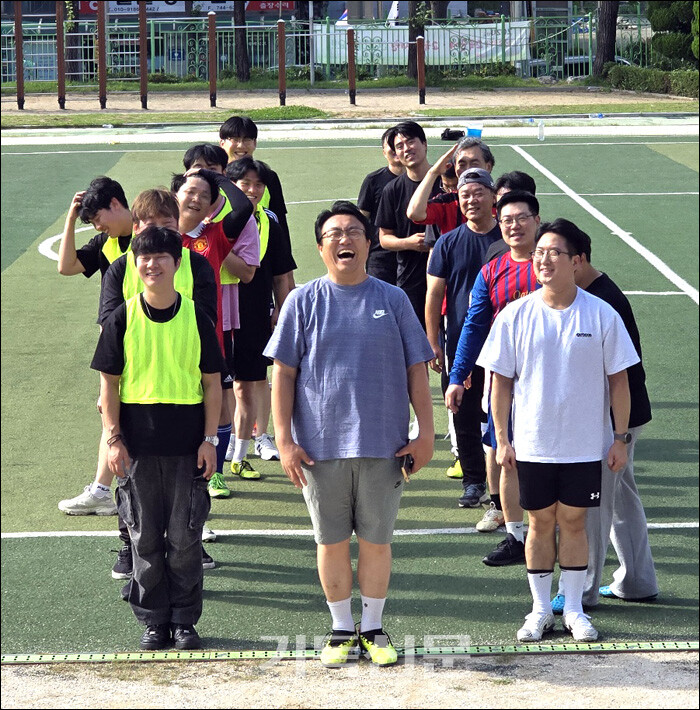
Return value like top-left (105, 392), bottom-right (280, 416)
top-left (1, 133), bottom-right (698, 655)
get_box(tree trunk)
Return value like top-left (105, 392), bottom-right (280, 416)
top-left (592, 0), bottom-right (619, 76)
top-left (430, 1), bottom-right (449, 22)
top-left (408, 1), bottom-right (426, 79)
top-left (233, 1), bottom-right (250, 82)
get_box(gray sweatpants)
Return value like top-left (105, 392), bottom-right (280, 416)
top-left (558, 425), bottom-right (659, 606)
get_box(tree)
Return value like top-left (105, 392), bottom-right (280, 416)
top-left (692, 1), bottom-right (699, 61)
top-left (407, 1), bottom-right (430, 79)
top-left (430, 1), bottom-right (450, 22)
top-left (647, 0), bottom-right (697, 66)
top-left (592, 0), bottom-right (619, 77)
top-left (233, 1), bottom-right (250, 82)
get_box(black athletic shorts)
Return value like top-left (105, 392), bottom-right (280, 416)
top-left (517, 460), bottom-right (602, 511)
top-left (233, 321), bottom-right (271, 382)
top-left (222, 330), bottom-right (234, 390)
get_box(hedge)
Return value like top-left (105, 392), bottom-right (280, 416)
top-left (607, 65), bottom-right (699, 98)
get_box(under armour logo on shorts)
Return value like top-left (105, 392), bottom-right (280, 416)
top-left (590, 492), bottom-right (600, 500)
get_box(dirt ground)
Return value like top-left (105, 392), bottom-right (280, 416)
top-left (1, 86), bottom-right (691, 119)
top-left (1, 650), bottom-right (698, 708)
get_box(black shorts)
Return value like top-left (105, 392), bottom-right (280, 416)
top-left (222, 330), bottom-right (234, 390)
top-left (517, 460), bottom-right (602, 511)
top-left (233, 321), bottom-right (271, 382)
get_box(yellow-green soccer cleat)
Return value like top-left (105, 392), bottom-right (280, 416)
top-left (207, 472), bottom-right (231, 498)
top-left (446, 458), bottom-right (463, 478)
top-left (231, 459), bottom-right (261, 480)
top-left (358, 628), bottom-right (398, 666)
top-left (319, 630), bottom-right (358, 667)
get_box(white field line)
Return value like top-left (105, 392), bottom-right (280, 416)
top-left (512, 145), bottom-right (699, 305)
top-left (2, 521), bottom-right (697, 540)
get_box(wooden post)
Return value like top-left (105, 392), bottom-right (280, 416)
top-left (416, 35), bottom-right (425, 105)
top-left (13, 1), bottom-right (24, 110)
top-left (277, 19), bottom-right (286, 106)
top-left (97, 0), bottom-right (107, 109)
top-left (208, 12), bottom-right (217, 107)
top-left (347, 28), bottom-right (356, 105)
top-left (138, 0), bottom-right (148, 109)
top-left (56, 0), bottom-right (66, 109)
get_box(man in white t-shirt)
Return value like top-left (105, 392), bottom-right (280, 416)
top-left (477, 218), bottom-right (639, 643)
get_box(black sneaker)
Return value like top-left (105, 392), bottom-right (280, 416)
top-left (482, 533), bottom-right (526, 566)
top-left (140, 624), bottom-right (171, 650)
top-left (172, 624), bottom-right (202, 650)
top-left (111, 544), bottom-right (133, 580)
top-left (202, 546), bottom-right (216, 570)
top-left (458, 483), bottom-right (489, 508)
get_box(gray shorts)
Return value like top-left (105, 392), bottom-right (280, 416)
top-left (301, 457), bottom-right (404, 545)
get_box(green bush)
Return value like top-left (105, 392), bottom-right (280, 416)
top-left (692, 1), bottom-right (699, 60)
top-left (148, 72), bottom-right (180, 84)
top-left (608, 64), bottom-right (699, 96)
top-left (652, 32), bottom-right (695, 64)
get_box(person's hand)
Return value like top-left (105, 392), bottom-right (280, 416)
top-left (463, 372), bottom-right (472, 390)
top-left (404, 233), bottom-right (430, 252)
top-left (271, 306), bottom-right (280, 328)
top-left (107, 440), bottom-right (131, 479)
top-left (279, 440), bottom-right (313, 488)
top-left (429, 344), bottom-right (444, 373)
top-left (197, 441), bottom-right (217, 479)
top-left (445, 383), bottom-right (464, 413)
top-left (495, 442), bottom-right (516, 471)
top-left (68, 191), bottom-right (85, 223)
top-left (431, 143), bottom-right (459, 176)
top-left (607, 440), bottom-right (628, 473)
top-left (395, 434), bottom-right (433, 475)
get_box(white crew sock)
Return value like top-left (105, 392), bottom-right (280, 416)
top-left (232, 437), bottom-right (250, 464)
top-left (89, 482), bottom-right (111, 498)
top-left (560, 568), bottom-right (587, 616)
top-left (360, 595), bottom-right (386, 632)
top-left (527, 570), bottom-right (554, 616)
top-left (506, 521), bottom-right (525, 543)
top-left (327, 597), bottom-right (354, 632)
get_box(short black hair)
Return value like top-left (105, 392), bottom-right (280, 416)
top-left (496, 190), bottom-right (539, 218)
top-left (494, 170), bottom-right (537, 195)
top-left (219, 115), bottom-right (258, 141)
top-left (224, 156), bottom-right (272, 186)
top-left (131, 226), bottom-right (183, 262)
top-left (456, 136), bottom-right (495, 169)
top-left (381, 126), bottom-right (397, 146)
top-left (170, 170), bottom-right (219, 206)
top-left (183, 143), bottom-right (229, 171)
top-left (536, 218), bottom-right (592, 261)
top-left (443, 164), bottom-right (457, 179)
top-left (314, 200), bottom-right (371, 245)
top-left (388, 121), bottom-right (426, 151)
top-left (78, 176), bottom-right (128, 223)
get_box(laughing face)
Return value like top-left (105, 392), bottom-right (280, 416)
top-left (135, 252), bottom-right (180, 291)
top-left (393, 132), bottom-right (427, 169)
top-left (175, 176), bottom-right (213, 228)
top-left (317, 213), bottom-right (370, 285)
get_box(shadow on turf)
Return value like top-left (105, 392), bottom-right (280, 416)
top-left (636, 437), bottom-right (699, 464)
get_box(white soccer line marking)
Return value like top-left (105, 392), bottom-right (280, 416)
top-left (2, 521), bottom-right (697, 539)
top-left (38, 227), bottom-right (92, 262)
top-left (623, 290), bottom-right (686, 296)
top-left (511, 144), bottom-right (700, 305)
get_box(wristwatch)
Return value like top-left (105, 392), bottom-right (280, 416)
top-left (613, 432), bottom-right (632, 444)
top-left (203, 435), bottom-right (219, 447)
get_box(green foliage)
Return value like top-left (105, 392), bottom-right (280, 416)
top-left (646, 1), bottom-right (694, 32)
top-left (652, 32), bottom-right (696, 64)
top-left (646, 1), bottom-right (697, 66)
top-left (607, 64), bottom-right (699, 96)
top-left (692, 1), bottom-right (699, 60)
top-left (148, 72), bottom-right (182, 84)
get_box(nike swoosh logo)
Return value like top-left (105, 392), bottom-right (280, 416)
top-left (373, 311), bottom-right (387, 319)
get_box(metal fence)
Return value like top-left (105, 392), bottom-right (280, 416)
top-left (1, 14), bottom-right (654, 86)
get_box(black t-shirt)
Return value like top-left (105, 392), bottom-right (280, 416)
top-left (484, 238), bottom-right (509, 262)
top-left (91, 294), bottom-right (225, 457)
top-left (76, 232), bottom-right (132, 279)
top-left (375, 172), bottom-right (441, 294)
top-left (97, 250), bottom-right (218, 327)
top-left (237, 210), bottom-right (297, 331)
top-left (358, 166), bottom-right (399, 255)
top-left (266, 168), bottom-right (292, 255)
top-left (585, 272), bottom-right (652, 428)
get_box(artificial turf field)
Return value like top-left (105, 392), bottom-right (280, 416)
top-left (1, 128), bottom-right (698, 655)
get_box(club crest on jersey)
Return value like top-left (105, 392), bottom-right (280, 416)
top-left (192, 236), bottom-right (209, 253)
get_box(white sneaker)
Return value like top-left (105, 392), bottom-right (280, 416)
top-left (408, 418), bottom-right (420, 441)
top-left (254, 433), bottom-right (279, 461)
top-left (58, 486), bottom-right (117, 516)
top-left (224, 437), bottom-right (235, 461)
top-left (516, 612), bottom-right (555, 642)
top-left (475, 502), bottom-right (506, 532)
top-left (563, 611), bottom-right (599, 642)
top-left (201, 524), bottom-right (217, 542)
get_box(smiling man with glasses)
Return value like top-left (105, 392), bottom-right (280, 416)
top-left (476, 218), bottom-right (640, 644)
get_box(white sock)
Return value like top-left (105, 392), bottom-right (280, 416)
top-left (327, 597), bottom-right (354, 632)
top-left (360, 595), bottom-right (386, 632)
top-left (527, 570), bottom-right (553, 616)
top-left (560, 568), bottom-right (587, 616)
top-left (232, 437), bottom-right (250, 464)
top-left (89, 482), bottom-right (111, 498)
top-left (506, 521), bottom-right (525, 543)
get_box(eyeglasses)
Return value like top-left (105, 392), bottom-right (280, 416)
top-left (531, 248), bottom-right (574, 261)
top-left (321, 227), bottom-right (366, 241)
top-left (498, 214), bottom-right (534, 227)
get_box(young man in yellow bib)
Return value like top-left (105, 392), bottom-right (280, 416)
top-left (91, 226), bottom-right (224, 650)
